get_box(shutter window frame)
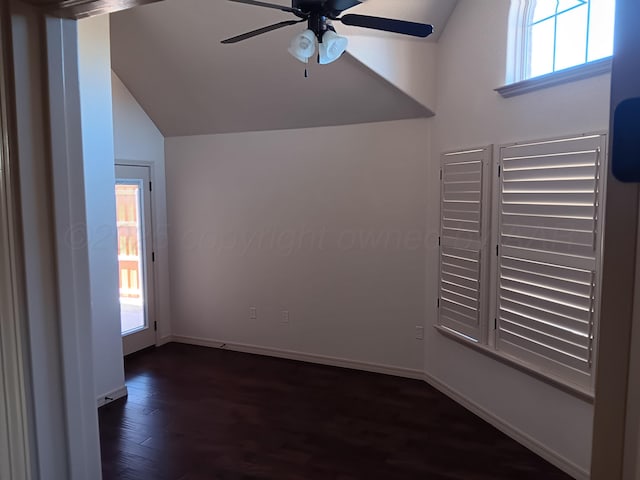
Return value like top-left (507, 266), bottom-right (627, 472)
top-left (436, 134), bottom-right (606, 397)
top-left (493, 134), bottom-right (607, 390)
top-left (438, 147), bottom-right (493, 343)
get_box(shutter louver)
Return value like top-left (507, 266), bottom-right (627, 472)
top-left (439, 148), bottom-right (491, 342)
top-left (496, 135), bottom-right (605, 388)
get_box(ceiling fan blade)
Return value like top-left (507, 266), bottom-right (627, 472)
top-left (340, 14), bottom-right (434, 38)
top-left (221, 19), bottom-right (304, 44)
top-left (227, 0), bottom-right (302, 15)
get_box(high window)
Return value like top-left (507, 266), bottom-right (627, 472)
top-left (511, 0), bottom-right (616, 82)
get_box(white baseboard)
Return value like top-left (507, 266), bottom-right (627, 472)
top-left (157, 335), bottom-right (172, 347)
top-left (96, 385), bottom-right (128, 408)
top-left (170, 335), bottom-right (424, 380)
top-left (422, 371), bottom-right (589, 480)
top-left (168, 335), bottom-right (588, 479)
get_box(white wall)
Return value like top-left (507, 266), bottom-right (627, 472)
top-left (112, 72), bottom-right (172, 342)
top-left (346, 35), bottom-right (437, 111)
top-left (165, 119), bottom-right (430, 373)
top-left (425, 1), bottom-right (612, 477)
top-left (78, 16), bottom-right (125, 402)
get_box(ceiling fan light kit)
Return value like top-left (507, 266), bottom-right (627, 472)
top-left (222, 0), bottom-right (434, 66)
top-left (319, 29), bottom-right (349, 65)
top-left (288, 27), bottom-right (348, 65)
top-left (288, 29), bottom-right (317, 63)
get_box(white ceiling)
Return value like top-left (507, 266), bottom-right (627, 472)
top-left (110, 0), bottom-right (458, 136)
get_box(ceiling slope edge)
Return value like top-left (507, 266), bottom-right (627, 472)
top-left (345, 33), bottom-right (437, 113)
top-left (112, 65), bottom-right (433, 137)
top-left (111, 53), bottom-right (434, 137)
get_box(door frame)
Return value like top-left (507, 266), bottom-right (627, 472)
top-left (0, 1), bottom-right (34, 478)
top-left (116, 161), bottom-right (159, 354)
top-left (591, 0), bottom-right (640, 477)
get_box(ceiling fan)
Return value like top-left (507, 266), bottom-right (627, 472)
top-left (221, 0), bottom-right (434, 65)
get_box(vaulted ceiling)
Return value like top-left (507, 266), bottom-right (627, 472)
top-left (110, 0), bottom-right (458, 136)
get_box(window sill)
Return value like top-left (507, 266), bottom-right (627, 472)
top-left (434, 325), bottom-right (595, 403)
top-left (496, 58), bottom-right (612, 98)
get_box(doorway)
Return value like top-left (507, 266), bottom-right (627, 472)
top-left (115, 164), bottom-right (156, 355)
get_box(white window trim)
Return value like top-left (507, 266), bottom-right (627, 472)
top-left (436, 132), bottom-right (608, 400)
top-left (497, 57), bottom-right (612, 98)
top-left (505, 0), bottom-right (531, 85)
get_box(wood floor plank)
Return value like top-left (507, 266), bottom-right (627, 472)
top-left (99, 343), bottom-right (572, 479)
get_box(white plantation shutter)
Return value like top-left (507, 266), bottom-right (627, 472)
top-left (496, 134), bottom-right (606, 388)
top-left (438, 147), bottom-right (492, 342)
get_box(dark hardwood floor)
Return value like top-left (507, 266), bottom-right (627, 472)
top-left (99, 343), bottom-right (572, 480)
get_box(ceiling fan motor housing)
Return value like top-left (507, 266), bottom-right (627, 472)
top-left (292, 0), bottom-right (361, 19)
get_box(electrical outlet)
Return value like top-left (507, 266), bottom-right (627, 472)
top-left (249, 307), bottom-right (257, 320)
top-left (415, 326), bottom-right (424, 340)
top-left (282, 310), bottom-right (290, 324)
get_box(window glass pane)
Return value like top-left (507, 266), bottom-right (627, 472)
top-left (532, 0), bottom-right (587, 23)
top-left (554, 4), bottom-right (589, 70)
top-left (587, 0), bottom-right (616, 61)
top-left (116, 182), bottom-right (146, 335)
top-left (530, 19), bottom-right (556, 77)
top-left (557, 0), bottom-right (587, 14)
top-left (532, 0), bottom-right (559, 23)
